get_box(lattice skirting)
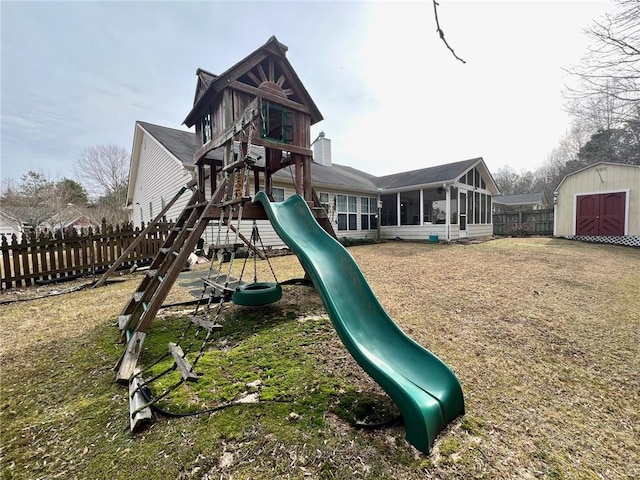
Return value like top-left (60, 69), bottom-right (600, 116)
top-left (564, 235), bottom-right (640, 248)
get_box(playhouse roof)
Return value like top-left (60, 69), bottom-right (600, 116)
top-left (184, 36), bottom-right (323, 127)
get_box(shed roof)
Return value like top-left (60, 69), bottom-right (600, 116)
top-left (554, 161), bottom-right (640, 194)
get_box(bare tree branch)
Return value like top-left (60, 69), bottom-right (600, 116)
top-left (432, 0), bottom-right (466, 64)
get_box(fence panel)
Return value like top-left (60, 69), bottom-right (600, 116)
top-left (0, 222), bottom-right (173, 290)
top-left (493, 209), bottom-right (554, 236)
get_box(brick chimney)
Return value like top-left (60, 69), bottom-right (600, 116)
top-left (312, 131), bottom-right (331, 167)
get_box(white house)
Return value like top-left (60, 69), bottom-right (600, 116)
top-left (126, 123), bottom-right (499, 246)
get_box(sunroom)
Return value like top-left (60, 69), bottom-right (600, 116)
top-left (376, 158), bottom-right (499, 242)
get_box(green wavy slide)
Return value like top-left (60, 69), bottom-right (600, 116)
top-left (254, 192), bottom-right (465, 454)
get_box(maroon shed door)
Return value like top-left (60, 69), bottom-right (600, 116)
top-left (576, 193), bottom-right (626, 236)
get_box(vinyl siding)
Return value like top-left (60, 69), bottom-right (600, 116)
top-left (130, 134), bottom-right (194, 228)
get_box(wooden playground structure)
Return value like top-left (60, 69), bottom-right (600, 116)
top-left (99, 36), bottom-right (336, 430)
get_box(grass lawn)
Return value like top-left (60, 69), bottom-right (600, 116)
top-left (1, 237), bottom-right (638, 479)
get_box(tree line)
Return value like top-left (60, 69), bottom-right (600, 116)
top-left (1, 145), bottom-right (130, 231)
top-left (492, 0), bottom-right (639, 197)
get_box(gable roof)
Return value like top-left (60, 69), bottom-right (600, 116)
top-left (493, 192), bottom-right (546, 206)
top-left (137, 121), bottom-right (223, 167)
top-left (375, 157), bottom-right (497, 191)
top-left (193, 68), bottom-right (217, 105)
top-left (273, 162), bottom-right (379, 192)
top-left (184, 36), bottom-right (323, 127)
top-left (554, 161), bottom-right (640, 194)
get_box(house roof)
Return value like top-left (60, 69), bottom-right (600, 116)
top-left (184, 36), bottom-right (323, 127)
top-left (375, 157), bottom-right (486, 190)
top-left (135, 121), bottom-right (498, 195)
top-left (493, 192), bottom-right (546, 206)
top-left (137, 121), bottom-right (223, 167)
top-left (273, 162), bottom-right (379, 193)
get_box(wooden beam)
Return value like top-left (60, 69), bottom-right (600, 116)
top-left (194, 97), bottom-right (260, 163)
top-left (251, 138), bottom-right (312, 157)
top-left (129, 368), bottom-right (152, 431)
top-left (117, 331), bottom-right (146, 383)
top-left (229, 81), bottom-right (311, 116)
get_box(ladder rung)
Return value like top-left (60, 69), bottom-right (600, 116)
top-left (168, 343), bottom-right (199, 382)
top-left (118, 314), bottom-right (131, 330)
top-left (189, 315), bottom-right (223, 331)
top-left (133, 292), bottom-right (144, 302)
top-left (201, 278), bottom-right (235, 294)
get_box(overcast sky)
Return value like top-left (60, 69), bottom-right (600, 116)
top-left (1, 0), bottom-right (612, 185)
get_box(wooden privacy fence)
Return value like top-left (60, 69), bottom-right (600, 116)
top-left (0, 221), bottom-right (173, 290)
top-left (493, 208), bottom-right (554, 236)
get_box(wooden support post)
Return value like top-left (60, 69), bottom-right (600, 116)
top-left (294, 154), bottom-right (302, 195)
top-left (303, 155), bottom-right (312, 202)
top-left (129, 368), bottom-right (152, 431)
top-left (116, 331), bottom-right (146, 383)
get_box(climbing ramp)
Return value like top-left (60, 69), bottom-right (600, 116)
top-left (253, 191), bottom-right (465, 454)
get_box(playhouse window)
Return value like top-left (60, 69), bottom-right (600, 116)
top-left (261, 101), bottom-right (293, 143)
top-left (201, 108), bottom-right (212, 144)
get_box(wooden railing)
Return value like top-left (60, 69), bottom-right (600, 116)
top-left (492, 208), bottom-right (554, 236)
top-left (0, 221), bottom-right (173, 290)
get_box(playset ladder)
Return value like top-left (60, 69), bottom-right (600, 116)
top-left (94, 181), bottom-right (195, 288)
top-left (116, 182), bottom-right (227, 382)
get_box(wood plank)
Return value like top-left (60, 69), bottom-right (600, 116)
top-left (193, 98), bottom-right (260, 163)
top-left (189, 315), bottom-right (224, 331)
top-left (168, 343), bottom-right (199, 382)
top-left (246, 70), bottom-right (261, 86)
top-left (129, 368), bottom-right (152, 431)
top-left (116, 331), bottom-right (146, 383)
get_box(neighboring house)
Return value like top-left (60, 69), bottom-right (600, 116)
top-left (554, 162), bottom-right (640, 247)
top-left (0, 210), bottom-right (28, 244)
top-left (42, 210), bottom-right (99, 235)
top-left (127, 124), bottom-right (499, 245)
top-left (493, 192), bottom-right (548, 213)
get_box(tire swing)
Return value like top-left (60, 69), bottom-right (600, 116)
top-left (232, 220), bottom-right (282, 307)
